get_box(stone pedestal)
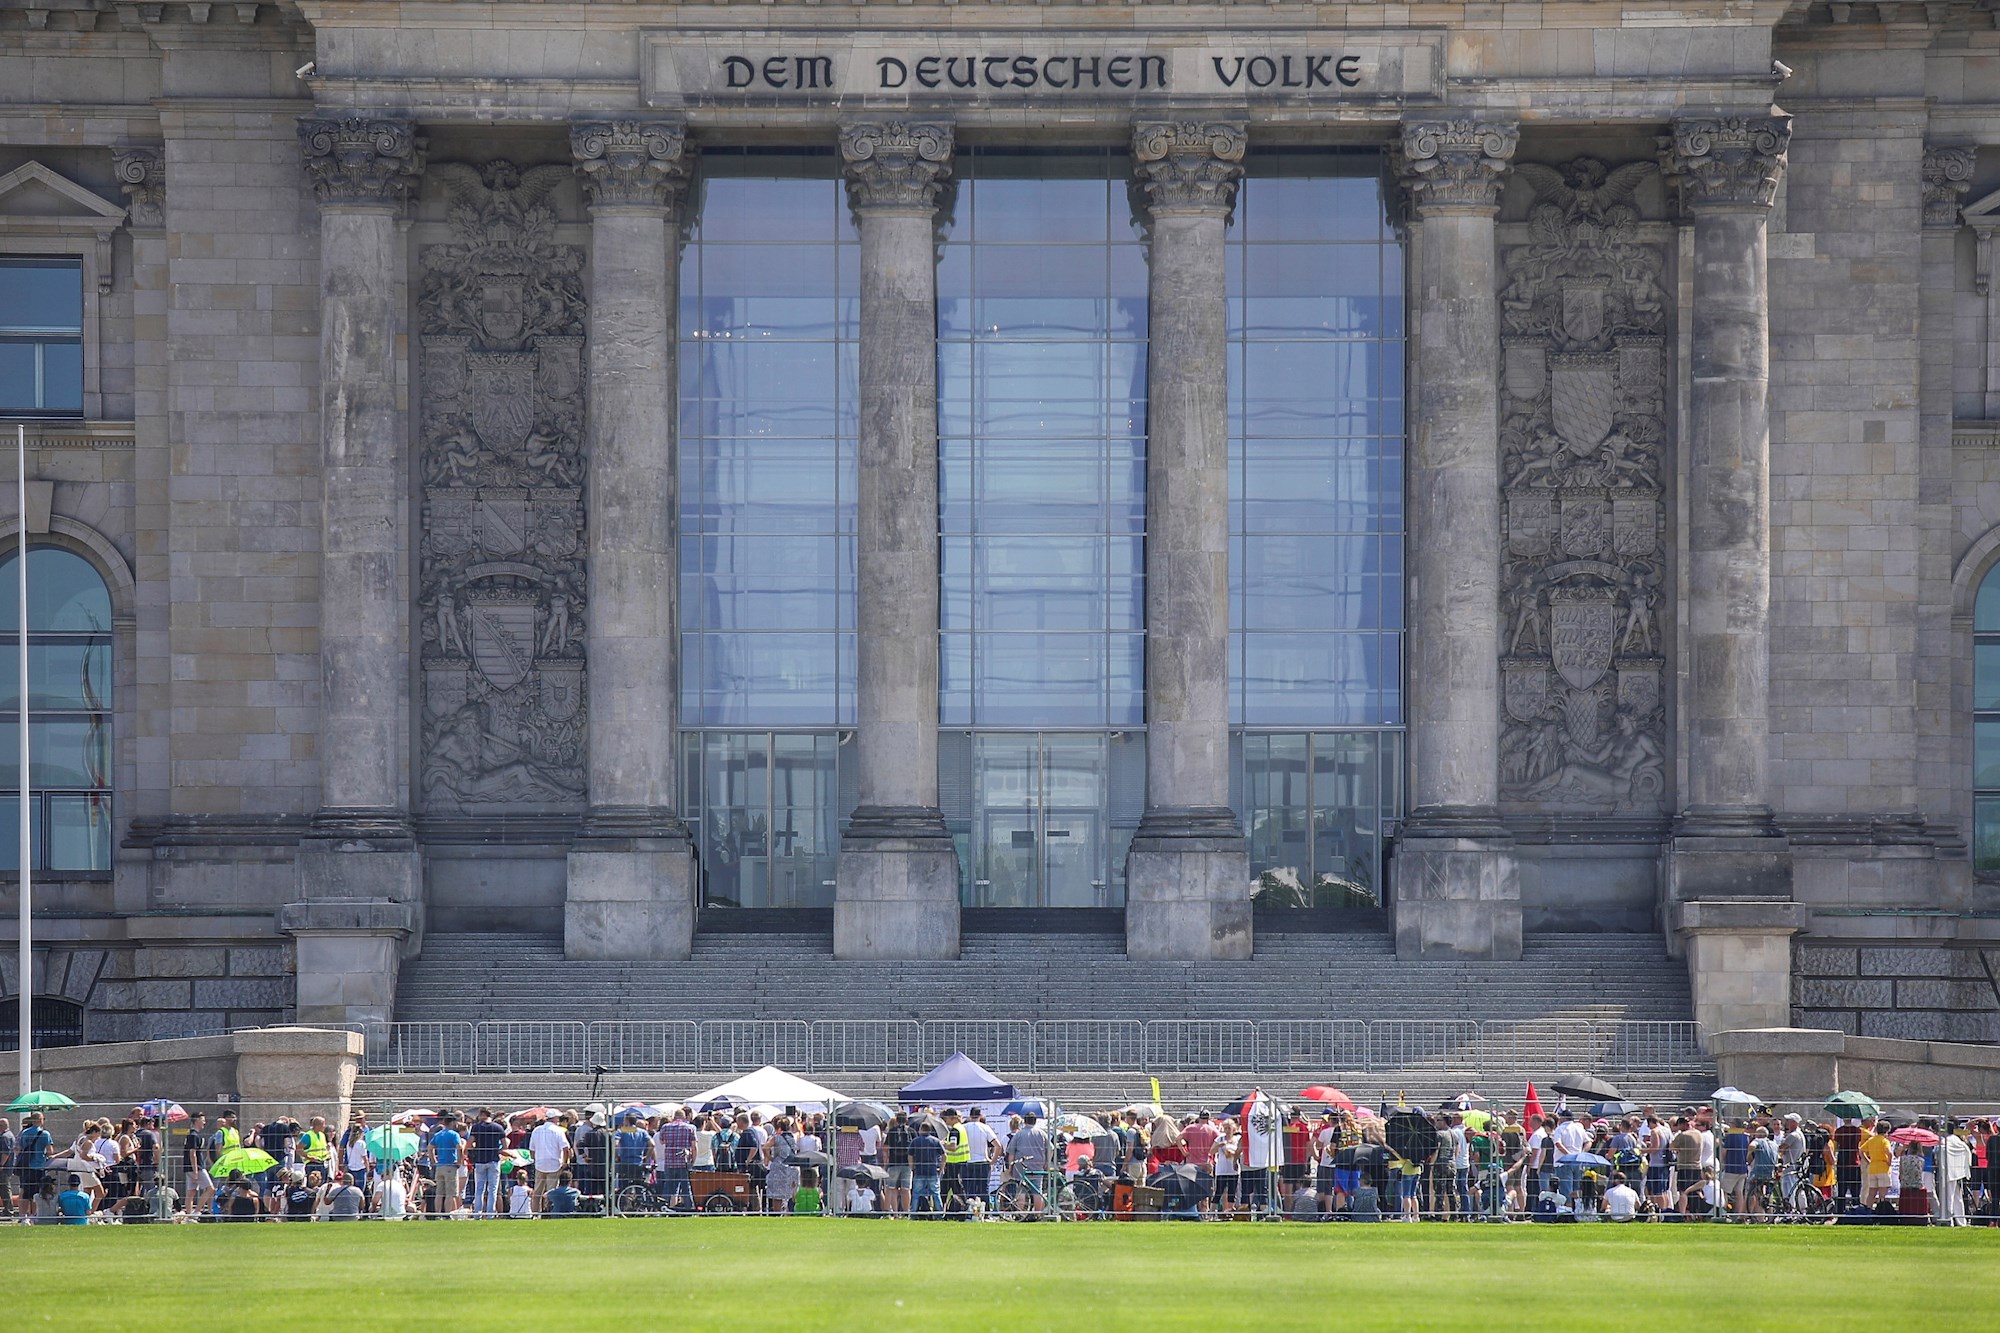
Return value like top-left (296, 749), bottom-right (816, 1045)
top-left (834, 122), bottom-right (962, 960)
top-left (1124, 121), bottom-right (1252, 961)
top-left (1662, 832), bottom-right (1795, 958)
top-left (278, 896), bottom-right (415, 1027)
top-left (1392, 824), bottom-right (1522, 961)
top-left (1673, 898), bottom-right (1810, 1035)
top-left (565, 827), bottom-right (698, 960)
top-left (562, 119), bottom-right (702, 960)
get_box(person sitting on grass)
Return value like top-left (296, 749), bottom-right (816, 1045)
top-left (508, 1174), bottom-right (533, 1218)
top-left (324, 1171), bottom-right (365, 1221)
top-left (1680, 1166), bottom-right (1723, 1218)
top-left (1602, 1171), bottom-right (1641, 1221)
top-left (546, 1170), bottom-right (581, 1216)
top-left (221, 1171), bottom-right (262, 1222)
top-left (57, 1173), bottom-right (92, 1225)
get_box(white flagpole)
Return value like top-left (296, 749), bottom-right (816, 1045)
top-left (17, 422), bottom-right (31, 1096)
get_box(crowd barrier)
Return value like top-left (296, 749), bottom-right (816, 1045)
top-left (349, 1017), bottom-right (1709, 1077)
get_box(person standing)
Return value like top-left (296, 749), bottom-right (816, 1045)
top-left (0, 1116), bottom-right (16, 1218)
top-left (938, 1109), bottom-right (970, 1213)
top-left (338, 1113), bottom-right (372, 1199)
top-left (881, 1111), bottom-right (913, 1216)
top-left (1833, 1116), bottom-right (1864, 1205)
top-left (1006, 1112), bottom-right (1052, 1214)
top-left (962, 1109), bottom-right (1000, 1212)
top-left (1860, 1120), bottom-right (1893, 1206)
top-left (1939, 1121), bottom-right (1973, 1226)
top-left (1776, 1114), bottom-right (1807, 1210)
top-left (427, 1114), bottom-right (465, 1215)
top-left (466, 1108), bottom-right (505, 1219)
top-left (1550, 1111), bottom-right (1590, 1205)
top-left (1180, 1109), bottom-right (1222, 1217)
top-left (1447, 1113), bottom-right (1474, 1220)
top-left (656, 1108), bottom-right (696, 1212)
top-left (908, 1119), bottom-right (945, 1217)
top-left (527, 1113), bottom-right (571, 1215)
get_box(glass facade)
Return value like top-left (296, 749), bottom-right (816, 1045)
top-left (677, 153), bottom-right (859, 907)
top-left (1974, 565), bottom-right (2000, 874)
top-left (0, 546), bottom-right (113, 871)
top-left (936, 148), bottom-right (1150, 905)
top-left (1227, 155), bottom-right (1406, 903)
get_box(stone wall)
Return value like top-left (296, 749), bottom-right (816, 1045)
top-left (2, 937), bottom-right (294, 1042)
top-left (1793, 940), bottom-right (2000, 1043)
top-left (26, 1025), bottom-right (361, 1126)
top-left (1713, 1026), bottom-right (2000, 1104)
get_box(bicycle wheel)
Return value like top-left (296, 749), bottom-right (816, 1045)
top-left (615, 1184), bottom-right (656, 1216)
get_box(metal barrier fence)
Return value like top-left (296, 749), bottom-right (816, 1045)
top-left (352, 1017), bottom-right (1710, 1077)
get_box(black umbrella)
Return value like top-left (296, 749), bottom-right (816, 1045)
top-left (784, 1149), bottom-right (832, 1168)
top-left (1877, 1107), bottom-right (1923, 1130)
top-left (838, 1163), bottom-right (889, 1183)
top-left (1589, 1100), bottom-right (1641, 1118)
top-left (1335, 1143), bottom-right (1392, 1169)
top-left (833, 1100), bottom-right (894, 1128)
top-left (1550, 1073), bottom-right (1623, 1102)
top-left (1383, 1110), bottom-right (1439, 1162)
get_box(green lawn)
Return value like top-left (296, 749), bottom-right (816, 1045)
top-left (7, 1220), bottom-right (1994, 1330)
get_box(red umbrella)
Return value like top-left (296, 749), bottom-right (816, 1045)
top-left (1299, 1086), bottom-right (1357, 1111)
top-left (511, 1106), bottom-right (563, 1124)
top-left (1888, 1126), bottom-right (1939, 1147)
top-left (1523, 1081), bottom-right (1545, 1124)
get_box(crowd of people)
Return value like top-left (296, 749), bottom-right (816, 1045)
top-left (3, 1098), bottom-right (1996, 1224)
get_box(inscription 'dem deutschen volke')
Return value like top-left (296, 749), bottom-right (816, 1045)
top-left (719, 51), bottom-right (1368, 93)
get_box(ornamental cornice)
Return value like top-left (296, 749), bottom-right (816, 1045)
top-left (298, 114), bottom-right (426, 209)
top-left (569, 118), bottom-right (693, 213)
top-left (1130, 120), bottom-right (1247, 219)
top-left (1397, 118), bottom-right (1518, 213)
top-left (1921, 144), bottom-right (1977, 229)
top-left (1661, 116), bottom-right (1791, 212)
top-left (839, 120), bottom-right (954, 213)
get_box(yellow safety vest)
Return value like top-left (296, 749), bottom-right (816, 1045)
top-left (218, 1126), bottom-right (240, 1149)
top-left (299, 1130), bottom-right (329, 1162)
top-left (944, 1125), bottom-right (971, 1165)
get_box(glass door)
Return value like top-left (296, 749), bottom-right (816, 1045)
top-left (964, 732), bottom-right (1111, 908)
top-left (973, 734), bottom-right (1038, 907)
top-left (1041, 735), bottom-right (1108, 907)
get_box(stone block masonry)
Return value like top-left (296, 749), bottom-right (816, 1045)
top-left (1792, 939), bottom-right (2000, 1043)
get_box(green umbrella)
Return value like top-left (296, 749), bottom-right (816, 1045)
top-left (499, 1148), bottom-right (532, 1175)
top-left (210, 1146), bottom-right (278, 1178)
top-left (6, 1090), bottom-right (76, 1111)
top-left (365, 1126), bottom-right (421, 1162)
top-left (1824, 1090), bottom-right (1881, 1120)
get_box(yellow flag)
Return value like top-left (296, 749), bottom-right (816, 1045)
top-left (1150, 1077), bottom-right (1162, 1108)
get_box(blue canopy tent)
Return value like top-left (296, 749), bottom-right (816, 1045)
top-left (898, 1052), bottom-right (1018, 1107)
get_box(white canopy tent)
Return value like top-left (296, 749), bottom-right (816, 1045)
top-left (689, 1065), bottom-right (852, 1113)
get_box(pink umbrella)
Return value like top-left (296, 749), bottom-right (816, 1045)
top-left (1888, 1126), bottom-right (1939, 1147)
top-left (389, 1108), bottom-right (438, 1126)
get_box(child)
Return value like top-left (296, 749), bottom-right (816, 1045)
top-left (792, 1166), bottom-right (823, 1215)
top-left (508, 1175), bottom-right (533, 1218)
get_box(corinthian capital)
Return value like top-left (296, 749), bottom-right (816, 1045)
top-left (298, 115), bottom-right (426, 208)
top-left (570, 119), bottom-right (693, 212)
top-left (1131, 121), bottom-right (1246, 218)
top-left (1663, 116), bottom-right (1791, 212)
top-left (114, 146), bottom-right (165, 228)
top-left (1397, 119), bottom-right (1518, 212)
top-left (1921, 145), bottom-right (1977, 229)
top-left (839, 121), bottom-right (953, 213)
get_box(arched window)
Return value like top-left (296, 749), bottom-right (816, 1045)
top-left (0, 546), bottom-right (112, 871)
top-left (0, 995), bottom-right (85, 1050)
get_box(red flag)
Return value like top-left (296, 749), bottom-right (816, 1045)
top-left (1523, 1081), bottom-right (1544, 1124)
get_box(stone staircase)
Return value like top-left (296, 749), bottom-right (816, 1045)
top-left (356, 927), bottom-right (1715, 1111)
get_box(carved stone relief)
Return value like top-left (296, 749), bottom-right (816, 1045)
top-left (1497, 158), bottom-right (1669, 811)
top-left (418, 161), bottom-right (587, 812)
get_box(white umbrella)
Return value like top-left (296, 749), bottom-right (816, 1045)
top-left (1712, 1086), bottom-right (1762, 1108)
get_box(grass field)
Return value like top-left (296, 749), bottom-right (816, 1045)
top-left (6, 1220), bottom-right (1995, 1331)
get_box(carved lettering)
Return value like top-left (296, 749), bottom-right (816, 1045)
top-left (878, 56), bottom-right (907, 89)
top-left (915, 56), bottom-right (941, 89)
top-left (723, 55), bottom-right (754, 88)
top-left (714, 47), bottom-right (1370, 98)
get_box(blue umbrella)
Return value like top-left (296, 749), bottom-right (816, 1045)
top-left (1557, 1152), bottom-right (1612, 1169)
top-left (1003, 1098), bottom-right (1048, 1118)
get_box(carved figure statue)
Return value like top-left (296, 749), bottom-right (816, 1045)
top-left (539, 586), bottom-right (575, 658)
top-left (1507, 569), bottom-right (1546, 656)
top-left (432, 585), bottom-right (470, 657)
top-left (434, 427), bottom-right (488, 486)
top-left (1519, 710), bottom-right (1665, 806)
top-left (522, 426), bottom-right (580, 488)
top-left (424, 700), bottom-right (571, 806)
top-left (1620, 573), bottom-right (1658, 655)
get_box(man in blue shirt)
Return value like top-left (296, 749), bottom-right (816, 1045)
top-left (613, 1114), bottom-right (652, 1199)
top-left (58, 1174), bottom-right (92, 1224)
top-left (908, 1125), bottom-right (944, 1217)
top-left (427, 1114), bottom-right (465, 1215)
top-left (16, 1112), bottom-right (52, 1207)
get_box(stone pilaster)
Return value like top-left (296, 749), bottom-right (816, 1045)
top-left (1124, 120), bottom-right (1251, 962)
top-left (1389, 118), bottom-right (1522, 960)
top-left (563, 119), bottom-right (701, 960)
top-left (1920, 147), bottom-right (1975, 883)
top-left (1662, 115), bottom-right (1794, 907)
top-left (287, 114), bottom-right (425, 1024)
top-left (834, 121), bottom-right (961, 960)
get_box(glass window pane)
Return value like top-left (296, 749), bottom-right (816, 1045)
top-left (0, 638), bottom-right (112, 712)
top-left (40, 341), bottom-right (82, 412)
top-left (0, 259), bottom-right (83, 331)
top-left (1978, 720), bottom-right (2000, 790)
top-left (1976, 795), bottom-right (2000, 876)
top-left (0, 342), bottom-right (34, 412)
top-left (1979, 568), bottom-right (2000, 632)
top-left (1978, 642), bottom-right (2000, 711)
top-left (46, 792), bottom-right (110, 872)
top-left (694, 170), bottom-right (839, 243)
top-left (0, 717), bottom-right (110, 788)
top-left (0, 549), bottom-right (115, 633)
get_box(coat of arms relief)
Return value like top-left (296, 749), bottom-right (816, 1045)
top-left (417, 160), bottom-right (588, 812)
top-left (1497, 158), bottom-right (1670, 811)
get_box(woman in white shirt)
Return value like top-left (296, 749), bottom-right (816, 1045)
top-left (375, 1164), bottom-right (410, 1220)
top-left (693, 1117), bottom-right (717, 1171)
top-left (1603, 1172), bottom-right (1641, 1220)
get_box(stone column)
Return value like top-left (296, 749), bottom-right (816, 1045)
top-left (1124, 121), bottom-right (1251, 962)
top-left (284, 114), bottom-right (426, 1025)
top-left (1662, 116), bottom-right (1794, 904)
top-left (834, 121), bottom-right (961, 960)
top-left (563, 119), bottom-right (700, 961)
top-left (1671, 899), bottom-right (1809, 1036)
top-left (1388, 118), bottom-right (1522, 961)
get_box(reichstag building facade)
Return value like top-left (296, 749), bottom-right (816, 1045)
top-left (2, 1), bottom-right (1998, 1042)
